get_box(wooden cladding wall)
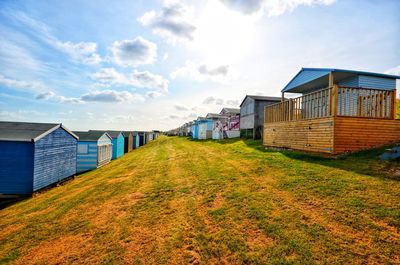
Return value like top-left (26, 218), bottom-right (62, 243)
top-left (263, 117), bottom-right (400, 155)
top-left (263, 117), bottom-right (334, 154)
top-left (334, 117), bottom-right (400, 154)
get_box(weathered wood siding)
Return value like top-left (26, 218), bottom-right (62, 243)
top-left (124, 133), bottom-right (133, 153)
top-left (0, 141), bottom-right (34, 195)
top-left (334, 117), bottom-right (400, 154)
top-left (264, 117), bottom-right (334, 153)
top-left (33, 127), bottom-right (77, 191)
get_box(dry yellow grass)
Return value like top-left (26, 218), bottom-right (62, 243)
top-left (0, 136), bottom-right (399, 264)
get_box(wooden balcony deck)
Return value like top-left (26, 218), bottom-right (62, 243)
top-left (263, 86), bottom-right (400, 155)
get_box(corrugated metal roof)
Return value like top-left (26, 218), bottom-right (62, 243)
top-left (239, 95), bottom-right (282, 107)
top-left (73, 131), bottom-right (111, 141)
top-left (0, 121), bottom-right (78, 142)
top-left (282, 68), bottom-right (400, 93)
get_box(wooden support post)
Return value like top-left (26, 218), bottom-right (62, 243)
top-left (288, 98), bottom-right (293, 121)
top-left (391, 89), bottom-right (397, 119)
top-left (281, 92), bottom-right (285, 102)
top-left (333, 85), bottom-right (338, 116)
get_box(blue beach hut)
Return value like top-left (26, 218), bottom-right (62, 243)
top-left (73, 131), bottom-right (112, 173)
top-left (0, 121), bottom-right (78, 195)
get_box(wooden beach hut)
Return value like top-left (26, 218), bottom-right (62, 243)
top-left (220, 108), bottom-right (240, 138)
top-left (263, 68), bottom-right (400, 155)
top-left (0, 121), bottom-right (78, 195)
top-left (73, 131), bottom-right (112, 173)
top-left (240, 95), bottom-right (282, 139)
top-left (132, 132), bottom-right (140, 149)
top-left (122, 131), bottom-right (133, 153)
top-left (90, 130), bottom-right (124, 159)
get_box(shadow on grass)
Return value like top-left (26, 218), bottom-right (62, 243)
top-left (184, 136), bottom-right (400, 180)
top-left (242, 139), bottom-right (400, 180)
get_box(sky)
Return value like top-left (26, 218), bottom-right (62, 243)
top-left (0, 0), bottom-right (399, 131)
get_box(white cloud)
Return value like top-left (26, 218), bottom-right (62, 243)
top-left (35, 91), bottom-right (83, 104)
top-left (80, 90), bottom-right (145, 103)
top-left (132, 70), bottom-right (169, 92)
top-left (175, 104), bottom-right (189, 111)
top-left (198, 64), bottom-right (229, 76)
top-left (0, 74), bottom-right (46, 92)
top-left (147, 91), bottom-right (163, 99)
top-left (385, 65), bottom-right (400, 76)
top-left (111, 37), bottom-right (157, 67)
top-left (220, 0), bottom-right (336, 16)
top-left (10, 12), bottom-right (101, 65)
top-left (170, 62), bottom-right (231, 82)
top-left (91, 68), bottom-right (169, 92)
top-left (90, 68), bottom-right (128, 85)
top-left (138, 1), bottom-right (196, 43)
top-left (56, 41), bottom-right (101, 65)
top-left (0, 109), bottom-right (45, 120)
top-left (202, 96), bottom-right (239, 106)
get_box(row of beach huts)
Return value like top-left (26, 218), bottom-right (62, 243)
top-left (0, 122), bottom-right (160, 196)
top-left (169, 67), bottom-right (400, 156)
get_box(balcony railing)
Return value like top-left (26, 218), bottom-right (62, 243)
top-left (264, 86), bottom-right (396, 123)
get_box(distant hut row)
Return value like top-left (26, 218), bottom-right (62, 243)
top-left (171, 97), bottom-right (282, 140)
top-left (171, 67), bottom-right (400, 156)
top-left (0, 122), bottom-right (161, 196)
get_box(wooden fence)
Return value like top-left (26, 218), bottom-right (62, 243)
top-left (265, 86), bottom-right (396, 123)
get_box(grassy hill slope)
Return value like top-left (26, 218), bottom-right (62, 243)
top-left (1, 137), bottom-right (399, 264)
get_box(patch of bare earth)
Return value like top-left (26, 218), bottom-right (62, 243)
top-left (15, 234), bottom-right (96, 265)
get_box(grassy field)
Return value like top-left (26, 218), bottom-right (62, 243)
top-left (397, 99), bottom-right (400, 119)
top-left (1, 136), bottom-right (399, 264)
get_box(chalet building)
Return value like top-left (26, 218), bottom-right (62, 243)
top-left (263, 68), bottom-right (400, 154)
top-left (122, 131), bottom-right (133, 153)
top-left (240, 95), bottom-right (282, 139)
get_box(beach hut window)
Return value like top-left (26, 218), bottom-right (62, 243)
top-left (78, 144), bottom-right (89, 154)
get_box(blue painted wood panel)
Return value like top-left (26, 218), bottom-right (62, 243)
top-left (33, 127), bottom-right (77, 191)
top-left (133, 135), bottom-right (139, 148)
top-left (76, 141), bottom-right (97, 173)
top-left (0, 141), bottom-right (34, 195)
top-left (111, 134), bottom-right (124, 159)
top-left (358, 75), bottom-right (395, 90)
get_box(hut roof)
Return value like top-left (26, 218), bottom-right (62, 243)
top-left (239, 95), bottom-right (282, 107)
top-left (206, 113), bottom-right (221, 119)
top-left (73, 131), bottom-right (111, 142)
top-left (221, 108), bottom-right (240, 114)
top-left (89, 130), bottom-right (122, 139)
top-left (0, 121), bottom-right (78, 142)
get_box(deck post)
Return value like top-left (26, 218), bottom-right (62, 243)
top-left (391, 89), bottom-right (397, 119)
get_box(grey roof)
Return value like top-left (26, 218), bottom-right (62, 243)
top-left (240, 95), bottom-right (282, 107)
top-left (89, 130), bottom-right (122, 139)
top-left (0, 121), bottom-right (78, 142)
top-left (73, 131), bottom-right (111, 142)
top-left (221, 108), bottom-right (240, 114)
top-left (121, 131), bottom-right (133, 138)
top-left (206, 113), bottom-right (222, 119)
